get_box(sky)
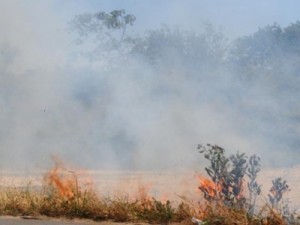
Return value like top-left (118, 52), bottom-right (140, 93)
top-left (50, 0), bottom-right (300, 38)
top-left (0, 1), bottom-right (300, 171)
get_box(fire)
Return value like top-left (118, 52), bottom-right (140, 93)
top-left (46, 166), bottom-right (76, 199)
top-left (197, 175), bottom-right (245, 201)
top-left (136, 182), bottom-right (152, 202)
top-left (197, 176), bottom-right (222, 199)
top-left (44, 157), bottom-right (87, 200)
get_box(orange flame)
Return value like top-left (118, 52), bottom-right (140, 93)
top-left (44, 157), bottom-right (78, 200)
top-left (197, 176), bottom-right (222, 198)
top-left (197, 175), bottom-right (245, 201)
top-left (47, 167), bottom-right (76, 199)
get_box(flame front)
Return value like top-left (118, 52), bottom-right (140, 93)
top-left (197, 176), bottom-right (222, 199)
top-left (44, 157), bottom-right (78, 200)
top-left (46, 166), bottom-right (76, 199)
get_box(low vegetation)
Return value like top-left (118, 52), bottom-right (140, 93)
top-left (196, 144), bottom-right (299, 225)
top-left (0, 180), bottom-right (192, 223)
top-left (0, 146), bottom-right (298, 225)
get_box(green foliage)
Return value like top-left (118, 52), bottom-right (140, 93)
top-left (227, 152), bottom-right (248, 204)
top-left (69, 9), bottom-right (136, 44)
top-left (131, 24), bottom-right (227, 66)
top-left (136, 198), bottom-right (175, 223)
top-left (198, 144), bottom-right (298, 224)
top-left (231, 23), bottom-right (283, 68)
top-left (70, 11), bottom-right (227, 69)
top-left (247, 155), bottom-right (261, 216)
top-left (198, 144), bottom-right (229, 185)
top-left (198, 144), bottom-right (248, 208)
top-left (283, 21), bottom-right (300, 54)
top-left (106, 197), bottom-right (136, 222)
top-left (268, 177), bottom-right (290, 210)
top-left (230, 21), bottom-right (300, 83)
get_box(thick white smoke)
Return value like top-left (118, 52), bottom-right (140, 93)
top-left (0, 0), bottom-right (298, 171)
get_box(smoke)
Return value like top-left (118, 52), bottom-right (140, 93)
top-left (0, 1), bottom-right (299, 171)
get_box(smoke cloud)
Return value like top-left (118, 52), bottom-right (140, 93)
top-left (0, 0), bottom-right (299, 171)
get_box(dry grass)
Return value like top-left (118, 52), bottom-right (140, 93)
top-left (0, 162), bottom-right (298, 225)
top-left (0, 183), bottom-right (298, 224)
top-left (0, 183), bottom-right (193, 223)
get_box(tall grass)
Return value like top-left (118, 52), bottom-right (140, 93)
top-left (0, 154), bottom-right (298, 224)
top-left (0, 182), bottom-right (193, 223)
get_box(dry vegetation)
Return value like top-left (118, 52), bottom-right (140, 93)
top-left (0, 175), bottom-right (192, 223)
top-left (0, 154), bottom-right (298, 225)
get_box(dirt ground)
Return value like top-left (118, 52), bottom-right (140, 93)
top-left (0, 216), bottom-right (143, 225)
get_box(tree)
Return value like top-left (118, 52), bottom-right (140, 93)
top-left (69, 11), bottom-right (227, 69)
top-left (131, 23), bottom-right (227, 68)
top-left (230, 22), bottom-right (300, 80)
top-left (69, 9), bottom-right (136, 47)
top-left (230, 23), bottom-right (283, 76)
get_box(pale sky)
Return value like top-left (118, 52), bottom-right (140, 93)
top-left (50, 0), bottom-right (300, 38)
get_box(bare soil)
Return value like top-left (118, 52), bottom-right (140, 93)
top-left (0, 216), bottom-right (152, 225)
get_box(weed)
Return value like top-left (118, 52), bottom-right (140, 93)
top-left (247, 155), bottom-right (262, 216)
top-left (198, 144), bottom-right (248, 208)
top-left (268, 177), bottom-right (290, 210)
top-left (198, 143), bottom-right (299, 225)
top-left (0, 151), bottom-right (298, 224)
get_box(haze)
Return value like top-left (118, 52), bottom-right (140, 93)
top-left (0, 0), bottom-right (299, 171)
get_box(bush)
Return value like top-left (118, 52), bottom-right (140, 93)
top-left (197, 143), bottom-right (298, 224)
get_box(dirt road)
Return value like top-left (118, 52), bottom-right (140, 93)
top-left (0, 216), bottom-right (107, 225)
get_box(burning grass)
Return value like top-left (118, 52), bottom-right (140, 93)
top-left (0, 149), bottom-right (299, 225)
top-left (0, 159), bottom-right (193, 223)
top-left (0, 180), bottom-right (192, 223)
